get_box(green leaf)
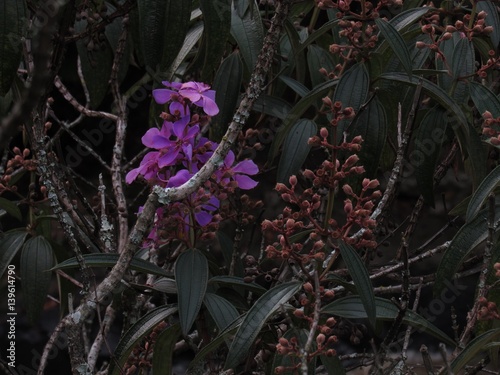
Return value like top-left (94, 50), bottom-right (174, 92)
top-left (253, 94), bottom-right (291, 120)
top-left (204, 293), bottom-right (239, 331)
top-left (269, 78), bottom-right (339, 162)
top-left (279, 76), bottom-right (310, 98)
top-left (211, 51), bottom-right (243, 142)
top-left (0, 230), bottom-right (28, 278)
top-left (412, 106), bottom-right (448, 206)
top-left (339, 241), bottom-right (376, 328)
top-left (225, 281), bottom-right (302, 369)
top-left (75, 20), bottom-right (113, 108)
top-left (165, 21), bottom-right (204, 80)
top-left (379, 73), bottom-right (469, 132)
top-left (434, 207), bottom-right (500, 295)
top-left (375, 18), bottom-right (413, 77)
top-left (477, 0), bottom-right (500, 48)
top-left (322, 296), bottom-right (455, 346)
top-left (138, 0), bottom-right (190, 72)
top-left (0, 197), bottom-right (21, 221)
top-left (466, 165), bottom-right (500, 222)
top-left (307, 45), bottom-right (336, 87)
top-left (0, 0), bottom-right (26, 95)
top-left (152, 323), bottom-right (182, 375)
top-left (151, 277), bottom-right (177, 294)
top-left (321, 354), bottom-right (346, 375)
top-left (349, 96), bottom-right (387, 178)
top-left (450, 329), bottom-right (500, 373)
top-left (389, 7), bottom-right (432, 30)
top-left (208, 275), bottom-right (266, 294)
top-left (109, 306), bottom-right (178, 375)
top-left (175, 248), bottom-right (209, 336)
top-left (51, 253), bottom-right (172, 278)
top-left (199, 0), bottom-right (231, 81)
top-left (277, 119), bottom-right (317, 183)
top-left (231, 0), bottom-right (264, 73)
top-left (333, 62), bottom-right (370, 137)
top-left (469, 81), bottom-right (500, 118)
top-left (297, 19), bottom-right (339, 55)
top-left (21, 236), bottom-right (54, 323)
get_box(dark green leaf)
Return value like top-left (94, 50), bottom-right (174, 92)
top-left (152, 323), bottom-right (181, 375)
top-left (321, 354), bottom-right (346, 375)
top-left (389, 7), bottom-right (432, 30)
top-left (477, 0), bottom-right (500, 48)
top-left (0, 230), bottom-right (28, 278)
top-left (412, 106), bottom-right (448, 206)
top-left (466, 165), bottom-right (500, 222)
top-left (0, 197), bottom-right (21, 221)
top-left (231, 1), bottom-right (264, 73)
top-left (253, 94), bottom-right (291, 120)
top-left (0, 0), bottom-right (26, 95)
top-left (75, 20), bottom-right (113, 108)
top-left (21, 236), bottom-right (54, 323)
top-left (166, 21), bottom-right (204, 80)
top-left (51, 253), bottom-right (172, 278)
top-left (269, 79), bottom-right (339, 162)
top-left (375, 18), bottom-right (413, 77)
top-left (434, 207), bottom-right (500, 295)
top-left (212, 51), bottom-right (243, 142)
top-left (225, 281), bottom-right (302, 369)
top-left (109, 306), bottom-right (178, 375)
top-left (279, 76), bottom-right (310, 98)
top-left (204, 293), bottom-right (239, 331)
top-left (297, 19), bottom-right (339, 54)
top-left (277, 119), bottom-right (317, 183)
top-left (333, 62), bottom-right (370, 137)
top-left (451, 329), bottom-right (500, 373)
top-left (307, 45), bottom-right (336, 87)
top-left (470, 81), bottom-right (500, 118)
top-left (379, 73), bottom-right (469, 132)
top-left (339, 241), bottom-right (376, 328)
top-left (151, 277), bottom-right (177, 294)
top-left (175, 248), bottom-right (209, 336)
top-left (208, 275), bottom-right (266, 294)
top-left (322, 296), bottom-right (455, 346)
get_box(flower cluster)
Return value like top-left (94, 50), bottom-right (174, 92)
top-left (481, 110), bottom-right (500, 147)
top-left (0, 147), bottom-right (37, 194)
top-left (127, 81), bottom-right (259, 246)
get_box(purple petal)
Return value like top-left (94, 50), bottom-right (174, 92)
top-left (173, 117), bottom-right (188, 138)
top-left (224, 150), bottom-right (235, 167)
top-left (152, 89), bottom-right (176, 104)
top-left (186, 124), bottom-right (200, 140)
top-left (125, 168), bottom-right (141, 184)
top-left (232, 159), bottom-right (259, 175)
top-left (183, 143), bottom-right (193, 160)
top-left (179, 89), bottom-right (202, 103)
top-left (141, 128), bottom-right (161, 148)
top-left (194, 211), bottom-right (213, 226)
top-left (158, 150), bottom-right (179, 168)
top-left (200, 96), bottom-right (219, 116)
top-left (234, 174), bottom-right (258, 189)
top-left (162, 81), bottom-right (182, 89)
top-left (167, 169), bottom-right (191, 187)
top-left (151, 136), bottom-right (172, 149)
top-left (169, 101), bottom-right (190, 117)
top-left (204, 90), bottom-right (216, 102)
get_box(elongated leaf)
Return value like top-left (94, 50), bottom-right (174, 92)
top-left (175, 248), bottom-right (209, 335)
top-left (466, 165), bottom-right (500, 222)
top-left (225, 281), bottom-right (302, 369)
top-left (269, 78), bottom-right (339, 162)
top-left (379, 73), bottom-right (468, 132)
top-left (451, 37), bottom-right (475, 102)
top-left (321, 354), bottom-right (346, 375)
top-left (0, 0), bottom-right (26, 95)
top-left (450, 329), bottom-right (500, 373)
top-left (109, 306), bottom-right (178, 375)
top-left (277, 119), bottom-right (317, 183)
top-left (322, 296), bottom-right (455, 346)
top-left (166, 21), bottom-right (204, 80)
top-left (0, 230), bottom-right (28, 278)
top-left (339, 241), bottom-right (376, 328)
top-left (253, 94), bottom-right (291, 120)
top-left (204, 293), bottom-right (239, 331)
top-left (152, 323), bottom-right (182, 375)
top-left (297, 19), bottom-right (339, 55)
top-left (188, 315), bottom-right (244, 371)
top-left (435, 207), bottom-right (500, 294)
top-left (477, 0), bottom-right (500, 49)
top-left (349, 96), bottom-right (387, 178)
top-left (209, 275), bottom-right (267, 294)
top-left (75, 20), bottom-right (113, 108)
top-left (52, 253), bottom-right (172, 277)
top-left (307, 45), bottom-right (336, 87)
top-left (333, 62), bottom-right (370, 138)
top-left (282, 20), bottom-right (307, 88)
top-left (21, 236), bottom-right (54, 323)
top-left (199, 0), bottom-right (231, 81)
top-left (0, 197), bottom-right (21, 221)
top-left (231, 0), bottom-right (263, 73)
top-left (211, 51), bottom-right (243, 142)
top-left (470, 81), bottom-right (500, 118)
top-left (412, 106), bottom-right (448, 206)
top-left (375, 18), bottom-right (412, 77)
top-left (152, 277), bottom-right (177, 294)
top-left (279, 76), bottom-right (310, 98)
top-left (389, 7), bottom-right (432, 30)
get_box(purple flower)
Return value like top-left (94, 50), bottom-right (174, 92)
top-left (153, 81), bottom-right (219, 116)
top-left (125, 151), bottom-right (160, 184)
top-left (217, 151), bottom-right (259, 189)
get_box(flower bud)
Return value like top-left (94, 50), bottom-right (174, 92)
top-left (303, 282), bottom-right (313, 293)
top-left (320, 127), bottom-right (329, 138)
top-left (316, 333), bottom-right (326, 345)
top-left (342, 184), bottom-right (354, 195)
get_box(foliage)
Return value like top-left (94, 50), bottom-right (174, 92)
top-left (0, 0), bottom-right (500, 374)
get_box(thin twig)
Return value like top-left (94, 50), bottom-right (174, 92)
top-left (301, 268), bottom-right (321, 375)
